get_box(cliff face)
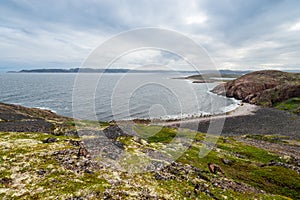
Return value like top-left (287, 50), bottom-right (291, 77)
top-left (211, 70), bottom-right (300, 106)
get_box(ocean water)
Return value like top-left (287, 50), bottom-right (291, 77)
top-left (0, 73), bottom-right (239, 121)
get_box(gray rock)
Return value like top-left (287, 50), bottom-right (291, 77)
top-left (43, 137), bottom-right (58, 143)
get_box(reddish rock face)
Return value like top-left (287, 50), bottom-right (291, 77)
top-left (211, 70), bottom-right (300, 106)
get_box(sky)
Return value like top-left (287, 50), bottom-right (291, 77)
top-left (0, 0), bottom-right (300, 72)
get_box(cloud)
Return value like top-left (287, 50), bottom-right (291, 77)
top-left (0, 0), bottom-right (300, 71)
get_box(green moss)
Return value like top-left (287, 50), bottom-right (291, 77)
top-left (155, 179), bottom-right (210, 199)
top-left (39, 171), bottom-right (109, 195)
top-left (217, 142), bottom-right (283, 163)
top-left (275, 97), bottom-right (300, 114)
top-left (76, 120), bottom-right (110, 128)
top-left (133, 125), bottom-right (196, 144)
top-left (212, 188), bottom-right (290, 200)
top-left (63, 120), bottom-right (76, 126)
top-left (225, 164), bottom-right (300, 199)
top-left (245, 134), bottom-right (288, 144)
top-left (0, 170), bottom-right (11, 179)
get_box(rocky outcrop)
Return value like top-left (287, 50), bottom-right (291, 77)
top-left (0, 102), bottom-right (75, 134)
top-left (211, 70), bottom-right (300, 106)
top-left (103, 125), bottom-right (128, 139)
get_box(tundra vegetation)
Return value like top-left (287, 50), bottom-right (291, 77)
top-left (0, 102), bottom-right (299, 199)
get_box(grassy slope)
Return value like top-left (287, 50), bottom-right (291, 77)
top-left (275, 97), bottom-right (300, 115)
top-left (1, 123), bottom-right (299, 199)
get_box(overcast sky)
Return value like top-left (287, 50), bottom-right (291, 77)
top-left (1, 0), bottom-right (300, 71)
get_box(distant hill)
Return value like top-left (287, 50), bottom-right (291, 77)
top-left (8, 68), bottom-right (194, 73)
top-left (8, 68), bottom-right (252, 74)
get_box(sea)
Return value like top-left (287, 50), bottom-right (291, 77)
top-left (0, 73), bottom-right (240, 121)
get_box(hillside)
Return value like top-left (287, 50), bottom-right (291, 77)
top-left (211, 70), bottom-right (300, 109)
top-left (1, 103), bottom-right (300, 199)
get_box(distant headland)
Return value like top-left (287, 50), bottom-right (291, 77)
top-left (7, 68), bottom-right (253, 75)
top-left (7, 68), bottom-right (195, 73)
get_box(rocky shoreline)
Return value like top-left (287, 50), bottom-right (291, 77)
top-left (158, 103), bottom-right (300, 140)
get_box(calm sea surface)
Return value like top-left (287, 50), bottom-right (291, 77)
top-left (0, 73), bottom-right (239, 121)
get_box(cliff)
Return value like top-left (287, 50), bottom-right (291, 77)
top-left (211, 70), bottom-right (300, 107)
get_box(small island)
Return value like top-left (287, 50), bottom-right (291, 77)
top-left (175, 70), bottom-right (250, 83)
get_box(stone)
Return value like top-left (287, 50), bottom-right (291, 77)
top-left (222, 158), bottom-right (231, 165)
top-left (37, 169), bottom-right (47, 176)
top-left (78, 146), bottom-right (89, 158)
top-left (208, 163), bottom-right (224, 174)
top-left (103, 125), bottom-right (128, 140)
top-left (42, 137), bottom-right (57, 143)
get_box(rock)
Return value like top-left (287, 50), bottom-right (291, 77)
top-left (66, 197), bottom-right (84, 200)
top-left (192, 80), bottom-right (216, 83)
top-left (211, 70), bottom-right (300, 106)
top-left (222, 158), bottom-right (232, 165)
top-left (69, 139), bottom-right (81, 146)
top-left (84, 169), bottom-right (94, 174)
top-left (154, 162), bottom-right (209, 183)
top-left (234, 154), bottom-right (246, 159)
top-left (78, 146), bottom-right (89, 158)
top-left (42, 137), bottom-right (58, 143)
top-left (103, 125), bottom-right (128, 140)
top-left (208, 163), bottom-right (224, 174)
top-left (0, 102), bottom-right (72, 133)
top-left (112, 141), bottom-right (124, 149)
top-left (37, 169), bottom-right (47, 176)
top-left (0, 177), bottom-right (12, 187)
top-left (65, 129), bottom-right (78, 137)
top-left (194, 183), bottom-right (202, 194)
top-left (261, 160), bottom-right (300, 174)
top-left (212, 177), bottom-right (264, 194)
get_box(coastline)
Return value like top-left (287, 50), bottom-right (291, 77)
top-left (148, 102), bottom-right (300, 140)
top-left (151, 102), bottom-right (259, 126)
top-left (2, 100), bottom-right (300, 139)
top-left (1, 100), bottom-right (300, 199)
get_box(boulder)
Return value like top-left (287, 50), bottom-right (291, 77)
top-left (103, 125), bottom-right (128, 140)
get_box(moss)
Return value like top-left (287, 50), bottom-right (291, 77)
top-left (245, 134), bottom-right (288, 144)
top-left (0, 170), bottom-right (12, 180)
top-left (275, 97), bottom-right (300, 115)
top-left (76, 120), bottom-right (110, 129)
top-left (35, 171), bottom-right (109, 197)
top-left (134, 125), bottom-right (196, 144)
top-left (63, 120), bottom-right (76, 127)
top-left (225, 164), bottom-right (300, 199)
top-left (211, 188), bottom-right (290, 200)
top-left (217, 142), bottom-right (283, 163)
top-left (155, 179), bottom-right (210, 199)
top-left (175, 137), bottom-right (298, 199)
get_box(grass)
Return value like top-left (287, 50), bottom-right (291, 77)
top-left (225, 164), bottom-right (300, 199)
top-left (134, 125), bottom-right (196, 143)
top-left (275, 97), bottom-right (300, 115)
top-left (70, 120), bottom-right (110, 130)
top-left (245, 134), bottom-right (288, 144)
top-left (217, 142), bottom-right (283, 163)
